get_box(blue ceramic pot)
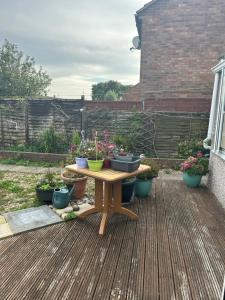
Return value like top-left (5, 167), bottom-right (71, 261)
top-left (75, 157), bottom-right (87, 168)
top-left (134, 179), bottom-right (152, 198)
top-left (182, 172), bottom-right (202, 188)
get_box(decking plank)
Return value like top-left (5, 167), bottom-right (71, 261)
top-left (155, 180), bottom-right (176, 300)
top-left (109, 203), bottom-right (139, 300)
top-left (142, 182), bottom-right (159, 300)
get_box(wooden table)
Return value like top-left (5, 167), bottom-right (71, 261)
top-left (65, 164), bottom-right (150, 235)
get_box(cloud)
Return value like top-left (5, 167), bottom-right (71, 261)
top-left (0, 0), bottom-right (147, 98)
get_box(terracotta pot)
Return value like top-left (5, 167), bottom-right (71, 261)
top-left (61, 172), bottom-right (87, 199)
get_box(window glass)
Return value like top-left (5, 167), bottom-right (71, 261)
top-left (220, 114), bottom-right (225, 150)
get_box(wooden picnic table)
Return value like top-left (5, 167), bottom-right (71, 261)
top-left (65, 164), bottom-right (150, 235)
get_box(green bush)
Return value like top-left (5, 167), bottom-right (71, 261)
top-left (36, 125), bottom-right (68, 153)
top-left (177, 138), bottom-right (209, 159)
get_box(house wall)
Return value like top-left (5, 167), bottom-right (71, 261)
top-left (208, 152), bottom-right (225, 209)
top-left (138, 0), bottom-right (225, 100)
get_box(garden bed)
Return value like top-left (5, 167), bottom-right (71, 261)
top-left (0, 150), bottom-right (183, 169)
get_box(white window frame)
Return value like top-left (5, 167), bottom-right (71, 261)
top-left (214, 68), bottom-right (225, 160)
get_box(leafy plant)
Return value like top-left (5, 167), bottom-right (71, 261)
top-left (180, 156), bottom-right (209, 176)
top-left (71, 130), bottom-right (81, 147)
top-left (137, 158), bottom-right (160, 180)
top-left (64, 211), bottom-right (77, 221)
top-left (36, 125), bottom-right (68, 153)
top-left (177, 138), bottom-right (209, 159)
top-left (36, 169), bottom-right (62, 190)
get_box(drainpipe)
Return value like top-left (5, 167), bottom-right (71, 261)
top-left (203, 72), bottom-right (219, 150)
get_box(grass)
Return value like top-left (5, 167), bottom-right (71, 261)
top-left (0, 172), bottom-right (46, 213)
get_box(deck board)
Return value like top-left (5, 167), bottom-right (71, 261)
top-left (0, 179), bottom-right (225, 300)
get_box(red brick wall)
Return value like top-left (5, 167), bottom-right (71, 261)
top-left (137, 0), bottom-right (225, 100)
top-left (122, 83), bottom-right (141, 101)
top-left (84, 98), bottom-right (211, 112)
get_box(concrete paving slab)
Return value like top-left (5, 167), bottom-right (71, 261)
top-left (3, 206), bottom-right (62, 234)
top-left (0, 223), bottom-right (13, 239)
top-left (76, 203), bottom-right (93, 216)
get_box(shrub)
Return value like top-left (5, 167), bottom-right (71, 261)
top-left (177, 138), bottom-right (209, 159)
top-left (137, 158), bottom-right (160, 180)
top-left (36, 125), bottom-right (68, 153)
top-left (180, 156), bottom-right (209, 176)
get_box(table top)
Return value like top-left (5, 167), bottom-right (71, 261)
top-left (65, 164), bottom-right (151, 182)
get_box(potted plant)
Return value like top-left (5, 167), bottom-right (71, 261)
top-left (61, 170), bottom-right (87, 199)
top-left (134, 158), bottom-right (159, 197)
top-left (98, 130), bottom-right (116, 168)
top-left (35, 169), bottom-right (62, 204)
top-left (86, 131), bottom-right (104, 172)
top-left (68, 131), bottom-right (88, 169)
top-left (180, 154), bottom-right (209, 188)
top-left (121, 177), bottom-right (136, 204)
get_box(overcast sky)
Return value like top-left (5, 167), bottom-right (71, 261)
top-left (0, 0), bottom-right (147, 99)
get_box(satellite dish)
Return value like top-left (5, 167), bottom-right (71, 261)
top-left (132, 36), bottom-right (140, 49)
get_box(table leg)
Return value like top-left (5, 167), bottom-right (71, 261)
top-left (99, 182), bottom-right (112, 235)
top-left (113, 181), bottom-right (138, 220)
top-left (78, 179), bottom-right (103, 220)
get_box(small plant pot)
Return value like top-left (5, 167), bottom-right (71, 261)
top-left (66, 177), bottom-right (87, 199)
top-left (121, 177), bottom-right (136, 204)
top-left (103, 158), bottom-right (111, 168)
top-left (182, 172), bottom-right (202, 188)
top-left (87, 159), bottom-right (104, 172)
top-left (35, 187), bottom-right (54, 204)
top-left (134, 179), bottom-right (152, 198)
top-left (75, 157), bottom-right (88, 168)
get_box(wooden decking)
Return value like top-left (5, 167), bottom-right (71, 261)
top-left (0, 179), bottom-right (224, 300)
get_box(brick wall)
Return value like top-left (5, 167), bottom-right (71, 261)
top-left (137, 0), bottom-right (225, 100)
top-left (84, 98), bottom-right (211, 113)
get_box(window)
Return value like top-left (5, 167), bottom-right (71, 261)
top-left (214, 69), bottom-right (225, 156)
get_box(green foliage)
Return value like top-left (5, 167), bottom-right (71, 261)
top-left (36, 125), bottom-right (68, 153)
top-left (112, 134), bottom-right (128, 151)
top-left (92, 80), bottom-right (130, 100)
top-left (36, 169), bottom-right (62, 190)
top-left (180, 157), bottom-right (209, 176)
top-left (71, 130), bottom-right (81, 146)
top-left (64, 211), bottom-right (77, 221)
top-left (137, 158), bottom-right (160, 180)
top-left (0, 158), bottom-right (59, 168)
top-left (0, 39), bottom-right (51, 97)
top-left (104, 90), bottom-right (118, 101)
top-left (177, 138), bottom-right (209, 158)
top-left (0, 180), bottom-right (22, 193)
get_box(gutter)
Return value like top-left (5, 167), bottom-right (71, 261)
top-left (203, 72), bottom-right (220, 149)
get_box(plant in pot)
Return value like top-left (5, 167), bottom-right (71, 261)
top-left (68, 130), bottom-right (88, 168)
top-left (121, 177), bottom-right (136, 204)
top-left (36, 169), bottom-right (62, 204)
top-left (98, 130), bottom-right (116, 168)
top-left (86, 131), bottom-right (104, 172)
top-left (134, 158), bottom-right (159, 197)
top-left (61, 170), bottom-right (87, 199)
top-left (180, 154), bottom-right (209, 188)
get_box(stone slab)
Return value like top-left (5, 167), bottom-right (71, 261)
top-left (3, 206), bottom-right (62, 234)
top-left (0, 223), bottom-right (13, 239)
top-left (76, 203), bottom-right (93, 216)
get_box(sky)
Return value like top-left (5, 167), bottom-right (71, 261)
top-left (0, 0), bottom-right (148, 99)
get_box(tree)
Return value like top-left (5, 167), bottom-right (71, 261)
top-left (104, 90), bottom-right (118, 101)
top-left (92, 80), bottom-right (131, 100)
top-left (0, 40), bottom-right (51, 97)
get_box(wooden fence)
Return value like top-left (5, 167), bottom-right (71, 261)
top-left (0, 99), bottom-right (209, 158)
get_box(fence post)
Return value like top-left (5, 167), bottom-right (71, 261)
top-left (24, 99), bottom-right (29, 144)
top-left (0, 109), bottom-right (5, 147)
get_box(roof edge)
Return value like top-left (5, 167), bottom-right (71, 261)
top-left (136, 0), bottom-right (159, 15)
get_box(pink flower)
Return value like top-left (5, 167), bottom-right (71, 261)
top-left (196, 151), bottom-right (203, 158)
